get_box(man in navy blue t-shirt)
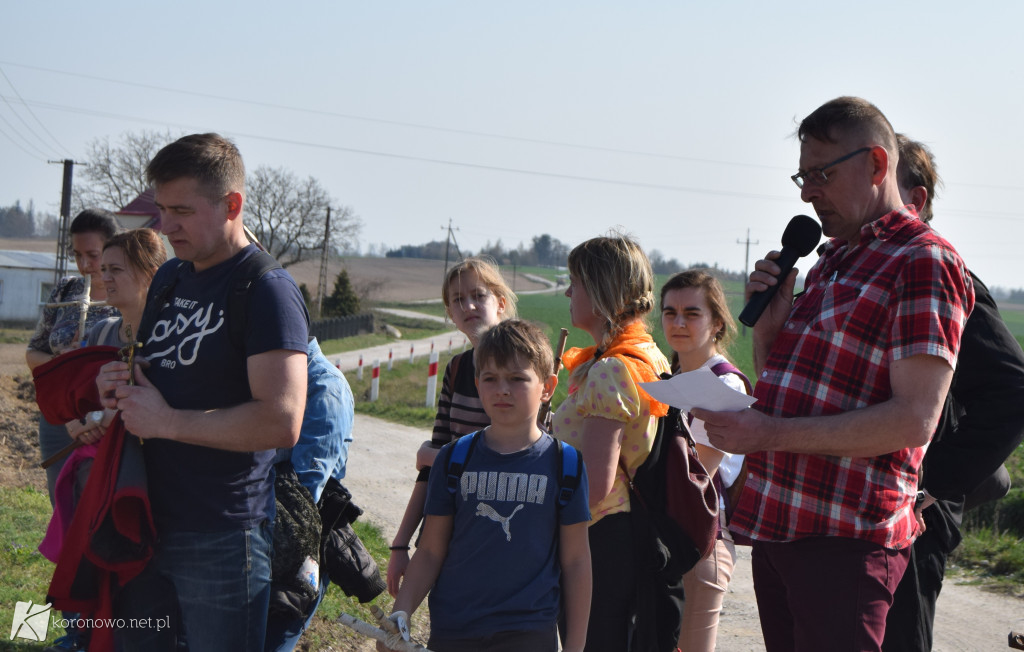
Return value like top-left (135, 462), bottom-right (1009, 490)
top-left (98, 133), bottom-right (309, 651)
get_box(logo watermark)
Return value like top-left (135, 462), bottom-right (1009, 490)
top-left (9, 598), bottom-right (171, 643)
top-left (9, 600), bottom-right (51, 642)
top-left (51, 615), bottom-right (171, 632)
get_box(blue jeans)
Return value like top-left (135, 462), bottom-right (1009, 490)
top-left (117, 521), bottom-right (273, 652)
top-left (39, 414), bottom-right (73, 505)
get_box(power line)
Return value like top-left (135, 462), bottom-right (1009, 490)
top-left (0, 106), bottom-right (51, 159)
top-left (0, 60), bottom-right (788, 171)
top-left (0, 65), bottom-right (71, 156)
top-left (0, 94), bottom-right (799, 202)
top-left (0, 122), bottom-right (45, 160)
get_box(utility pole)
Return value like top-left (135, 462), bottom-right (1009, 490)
top-left (440, 219), bottom-right (463, 282)
top-left (737, 228), bottom-right (759, 336)
top-left (316, 206), bottom-right (332, 318)
top-left (442, 218), bottom-right (452, 278)
top-left (48, 159), bottom-right (80, 285)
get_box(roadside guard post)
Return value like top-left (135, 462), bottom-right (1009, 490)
top-left (425, 350), bottom-right (439, 407)
top-left (388, 348), bottom-right (394, 371)
top-left (357, 354), bottom-right (364, 380)
top-left (409, 344), bottom-right (414, 365)
top-left (371, 359), bottom-right (380, 402)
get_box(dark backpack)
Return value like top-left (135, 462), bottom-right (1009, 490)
top-left (444, 431), bottom-right (582, 509)
top-left (624, 378), bottom-right (715, 652)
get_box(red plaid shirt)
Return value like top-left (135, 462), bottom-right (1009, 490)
top-left (732, 208), bottom-right (974, 549)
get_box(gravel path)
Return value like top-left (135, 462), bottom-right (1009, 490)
top-left (342, 413), bottom-right (1024, 652)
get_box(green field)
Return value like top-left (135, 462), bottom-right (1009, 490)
top-left (996, 304), bottom-right (1024, 339)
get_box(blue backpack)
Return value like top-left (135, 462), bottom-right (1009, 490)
top-left (444, 431), bottom-right (583, 509)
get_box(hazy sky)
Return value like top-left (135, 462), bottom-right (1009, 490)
top-left (3, 2), bottom-right (1022, 287)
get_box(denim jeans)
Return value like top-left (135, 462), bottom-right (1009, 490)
top-left (117, 520), bottom-right (273, 652)
top-left (39, 414), bottom-right (73, 505)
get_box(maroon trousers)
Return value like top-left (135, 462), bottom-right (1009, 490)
top-left (752, 536), bottom-right (910, 652)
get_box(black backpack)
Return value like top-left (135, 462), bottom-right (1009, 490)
top-left (623, 382), bottom-right (712, 652)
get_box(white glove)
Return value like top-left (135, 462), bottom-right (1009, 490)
top-left (383, 610), bottom-right (411, 649)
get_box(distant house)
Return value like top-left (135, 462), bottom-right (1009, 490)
top-left (0, 250), bottom-right (60, 327)
top-left (117, 188), bottom-right (161, 231)
top-left (1, 192), bottom-right (163, 327)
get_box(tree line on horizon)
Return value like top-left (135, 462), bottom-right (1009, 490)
top-left (0, 201), bottom-right (58, 239)
top-left (385, 232), bottom-right (744, 281)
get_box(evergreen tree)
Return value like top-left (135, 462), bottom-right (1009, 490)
top-left (298, 282), bottom-right (313, 312)
top-left (322, 269), bottom-right (361, 317)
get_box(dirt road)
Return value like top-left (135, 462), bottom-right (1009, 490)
top-left (342, 413), bottom-right (1024, 652)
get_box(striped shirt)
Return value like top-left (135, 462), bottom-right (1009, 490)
top-left (432, 350), bottom-right (489, 446)
top-left (731, 208), bottom-right (974, 549)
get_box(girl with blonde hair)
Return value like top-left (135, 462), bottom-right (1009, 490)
top-left (552, 233), bottom-right (671, 651)
top-left (387, 256), bottom-right (517, 595)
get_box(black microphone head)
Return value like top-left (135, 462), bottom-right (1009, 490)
top-left (781, 214), bottom-right (822, 257)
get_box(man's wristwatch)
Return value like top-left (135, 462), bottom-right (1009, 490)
top-left (915, 489), bottom-right (932, 507)
top-left (88, 410), bottom-right (105, 426)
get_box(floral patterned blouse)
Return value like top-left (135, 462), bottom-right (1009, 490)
top-left (552, 354), bottom-right (670, 524)
top-left (28, 276), bottom-right (119, 356)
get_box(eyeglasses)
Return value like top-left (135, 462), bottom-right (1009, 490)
top-left (791, 147), bottom-right (872, 189)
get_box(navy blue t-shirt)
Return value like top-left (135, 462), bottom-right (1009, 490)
top-left (424, 431), bottom-right (590, 638)
top-left (140, 245), bottom-right (309, 532)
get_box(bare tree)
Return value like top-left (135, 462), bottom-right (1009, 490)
top-left (246, 165), bottom-right (361, 268)
top-left (73, 130), bottom-right (177, 213)
top-left (72, 130), bottom-right (361, 268)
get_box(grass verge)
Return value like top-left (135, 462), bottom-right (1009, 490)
top-left (0, 487), bottom-right (428, 652)
top-left (346, 350), bottom-right (463, 429)
top-left (1, 485), bottom-right (78, 650)
top-left (318, 313), bottom-right (452, 356)
top-left (949, 527), bottom-right (1024, 596)
top-left (0, 328), bottom-right (32, 344)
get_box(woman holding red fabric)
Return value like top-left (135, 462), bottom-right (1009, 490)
top-left (552, 233), bottom-right (671, 652)
top-left (36, 229), bottom-right (166, 652)
top-left (27, 209), bottom-right (120, 505)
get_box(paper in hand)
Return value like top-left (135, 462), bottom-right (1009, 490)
top-left (640, 366), bottom-right (757, 413)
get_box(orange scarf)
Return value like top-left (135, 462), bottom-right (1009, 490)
top-left (561, 321), bottom-right (669, 417)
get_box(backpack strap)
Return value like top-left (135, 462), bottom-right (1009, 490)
top-left (95, 318), bottom-right (119, 346)
top-left (445, 432), bottom-right (479, 495)
top-left (445, 432), bottom-right (581, 510)
top-left (556, 441), bottom-right (582, 508)
top-left (138, 260), bottom-right (188, 342)
top-left (226, 249), bottom-right (283, 351)
top-left (709, 360), bottom-right (752, 395)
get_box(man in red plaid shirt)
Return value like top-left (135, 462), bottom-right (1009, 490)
top-left (694, 97), bottom-right (974, 652)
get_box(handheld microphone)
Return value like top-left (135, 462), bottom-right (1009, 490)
top-left (738, 215), bottom-right (822, 327)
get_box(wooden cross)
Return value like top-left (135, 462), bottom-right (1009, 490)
top-left (120, 324), bottom-right (143, 387)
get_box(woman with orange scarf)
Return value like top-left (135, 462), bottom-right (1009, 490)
top-left (552, 234), bottom-right (671, 652)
